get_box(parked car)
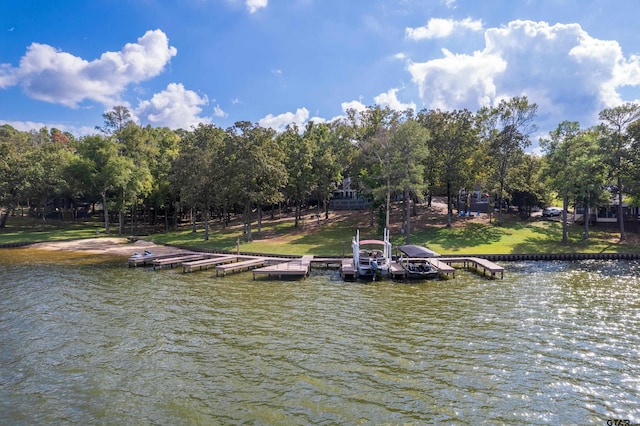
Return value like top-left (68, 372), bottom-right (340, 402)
top-left (542, 207), bottom-right (562, 217)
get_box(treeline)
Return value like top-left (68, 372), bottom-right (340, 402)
top-left (1, 99), bottom-right (640, 242)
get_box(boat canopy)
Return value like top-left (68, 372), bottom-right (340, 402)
top-left (359, 239), bottom-right (385, 246)
top-left (397, 244), bottom-right (440, 258)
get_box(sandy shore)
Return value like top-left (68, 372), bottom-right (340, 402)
top-left (28, 237), bottom-right (177, 257)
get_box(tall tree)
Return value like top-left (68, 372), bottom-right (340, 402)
top-left (390, 118), bottom-right (430, 243)
top-left (570, 127), bottom-right (609, 239)
top-left (478, 96), bottom-right (538, 225)
top-left (307, 121), bottom-right (347, 220)
top-left (115, 123), bottom-right (155, 234)
top-left (280, 125), bottom-right (314, 228)
top-left (227, 122), bottom-right (286, 241)
top-left (540, 121), bottom-right (581, 243)
top-left (74, 135), bottom-right (132, 234)
top-left (0, 125), bottom-right (29, 227)
top-left (418, 109), bottom-right (478, 227)
top-left (352, 106), bottom-right (405, 230)
top-left (97, 106), bottom-right (133, 135)
top-left (171, 124), bottom-right (226, 240)
top-left (598, 102), bottom-right (640, 241)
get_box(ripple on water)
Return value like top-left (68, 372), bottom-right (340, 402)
top-left (1, 254), bottom-right (639, 424)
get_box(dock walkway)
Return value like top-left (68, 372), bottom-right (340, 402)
top-left (153, 254), bottom-right (210, 269)
top-left (215, 257), bottom-right (278, 276)
top-left (182, 255), bottom-right (237, 273)
top-left (426, 258), bottom-right (457, 278)
top-left (252, 255), bottom-right (313, 279)
top-left (439, 257), bottom-right (504, 279)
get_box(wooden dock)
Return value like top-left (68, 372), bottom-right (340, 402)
top-left (215, 257), bottom-right (276, 276)
top-left (340, 258), bottom-right (356, 280)
top-left (128, 252), bottom-right (190, 267)
top-left (426, 258), bottom-right (457, 279)
top-left (153, 254), bottom-right (211, 269)
top-left (438, 257), bottom-right (504, 279)
top-left (252, 255), bottom-right (313, 279)
top-left (182, 255), bottom-right (237, 273)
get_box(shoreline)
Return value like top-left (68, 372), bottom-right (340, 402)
top-left (22, 237), bottom-right (170, 257)
top-left (7, 238), bottom-right (640, 263)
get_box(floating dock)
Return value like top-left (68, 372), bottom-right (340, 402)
top-left (252, 255), bottom-right (313, 279)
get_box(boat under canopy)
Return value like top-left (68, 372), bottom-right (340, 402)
top-left (397, 244), bottom-right (440, 258)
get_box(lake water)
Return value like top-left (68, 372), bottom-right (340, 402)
top-left (1, 248), bottom-right (639, 425)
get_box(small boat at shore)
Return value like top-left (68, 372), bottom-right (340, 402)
top-left (396, 244), bottom-right (440, 280)
top-left (351, 229), bottom-right (392, 280)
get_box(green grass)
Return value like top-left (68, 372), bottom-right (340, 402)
top-left (2, 212), bottom-right (638, 255)
top-left (404, 220), bottom-right (635, 255)
top-left (146, 215), bottom-right (639, 256)
top-left (0, 217), bottom-right (104, 245)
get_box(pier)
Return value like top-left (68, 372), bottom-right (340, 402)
top-left (437, 257), bottom-right (504, 279)
top-left (252, 255), bottom-right (313, 279)
top-left (127, 250), bottom-right (503, 280)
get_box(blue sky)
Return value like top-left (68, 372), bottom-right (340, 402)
top-left (2, 0), bottom-right (640, 145)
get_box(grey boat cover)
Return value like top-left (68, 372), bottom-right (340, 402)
top-left (397, 244), bottom-right (441, 258)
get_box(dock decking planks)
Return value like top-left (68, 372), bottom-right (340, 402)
top-left (438, 257), bottom-right (504, 279)
top-left (252, 255), bottom-right (313, 279)
top-left (182, 255), bottom-right (237, 273)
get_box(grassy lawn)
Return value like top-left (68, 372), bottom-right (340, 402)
top-left (0, 217), bottom-right (104, 245)
top-left (2, 211), bottom-right (638, 256)
top-left (146, 214), bottom-right (638, 256)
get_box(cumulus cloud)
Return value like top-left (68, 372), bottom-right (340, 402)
top-left (246, 0), bottom-right (268, 13)
top-left (374, 88), bottom-right (416, 112)
top-left (406, 20), bottom-right (640, 129)
top-left (134, 83), bottom-right (211, 129)
top-left (258, 107), bottom-right (309, 132)
top-left (0, 29), bottom-right (177, 108)
top-left (406, 17), bottom-right (482, 40)
top-left (341, 100), bottom-right (367, 114)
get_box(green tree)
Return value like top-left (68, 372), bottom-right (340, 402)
top-left (507, 153), bottom-right (545, 218)
top-left (171, 124), bottom-right (227, 240)
top-left (598, 103), bottom-right (640, 241)
top-left (541, 121), bottom-right (582, 242)
top-left (280, 125), bottom-right (314, 228)
top-left (570, 127), bottom-right (609, 239)
top-left (418, 109), bottom-right (478, 227)
top-left (75, 135), bottom-right (132, 234)
top-left (391, 118), bottom-right (430, 243)
top-left (227, 122), bottom-right (286, 241)
top-left (0, 125), bottom-right (29, 227)
top-left (352, 106), bottom-right (406, 230)
top-left (479, 96), bottom-right (538, 225)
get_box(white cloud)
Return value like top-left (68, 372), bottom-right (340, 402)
top-left (374, 88), bottom-right (416, 112)
top-left (406, 20), bottom-right (640, 130)
top-left (258, 107), bottom-right (309, 132)
top-left (0, 29), bottom-right (176, 108)
top-left (341, 100), bottom-right (367, 114)
top-left (246, 0), bottom-right (268, 13)
top-left (213, 104), bottom-right (228, 118)
top-left (134, 83), bottom-right (211, 129)
top-left (406, 17), bottom-right (482, 40)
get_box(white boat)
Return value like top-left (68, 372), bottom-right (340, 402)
top-left (396, 244), bottom-right (440, 280)
top-left (351, 229), bottom-right (392, 280)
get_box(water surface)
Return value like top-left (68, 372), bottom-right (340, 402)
top-left (1, 249), bottom-right (639, 424)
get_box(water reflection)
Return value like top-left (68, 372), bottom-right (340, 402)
top-left (1, 250), bottom-right (639, 424)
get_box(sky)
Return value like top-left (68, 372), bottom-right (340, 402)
top-left (1, 0), bottom-right (640, 148)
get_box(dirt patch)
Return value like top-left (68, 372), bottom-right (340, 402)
top-left (29, 237), bottom-right (174, 257)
